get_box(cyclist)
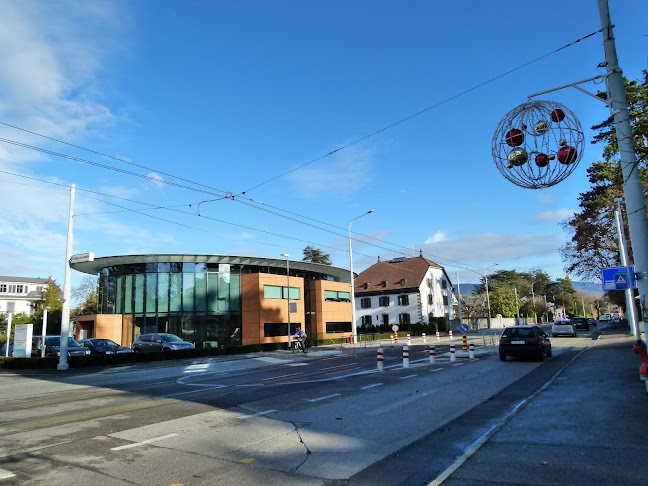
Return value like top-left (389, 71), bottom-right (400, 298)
top-left (293, 328), bottom-right (307, 352)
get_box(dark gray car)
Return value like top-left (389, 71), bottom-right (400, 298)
top-left (131, 333), bottom-right (194, 352)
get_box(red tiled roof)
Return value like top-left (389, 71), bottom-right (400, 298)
top-left (355, 256), bottom-right (442, 293)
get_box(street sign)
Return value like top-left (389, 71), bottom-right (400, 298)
top-left (459, 323), bottom-right (469, 333)
top-left (602, 266), bottom-right (636, 290)
top-left (392, 325), bottom-right (399, 332)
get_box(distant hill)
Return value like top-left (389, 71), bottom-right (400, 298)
top-left (455, 282), bottom-right (601, 295)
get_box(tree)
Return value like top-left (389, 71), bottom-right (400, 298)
top-left (11, 313), bottom-right (32, 325)
top-left (302, 246), bottom-right (332, 265)
top-left (561, 70), bottom-right (648, 281)
top-left (73, 276), bottom-right (99, 316)
top-left (32, 278), bottom-right (64, 336)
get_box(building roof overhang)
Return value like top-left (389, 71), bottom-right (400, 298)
top-left (70, 254), bottom-right (353, 282)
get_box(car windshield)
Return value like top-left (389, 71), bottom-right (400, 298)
top-left (45, 337), bottom-right (82, 347)
top-left (159, 334), bottom-right (183, 342)
top-left (94, 339), bottom-right (118, 346)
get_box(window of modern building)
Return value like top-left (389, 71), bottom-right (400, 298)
top-left (326, 321), bottom-right (351, 333)
top-left (360, 297), bottom-right (371, 308)
top-left (264, 322), bottom-right (301, 337)
top-left (325, 290), bottom-right (350, 302)
top-left (264, 285), bottom-right (300, 300)
top-left (399, 313), bottom-right (411, 324)
top-left (398, 295), bottom-right (409, 306)
top-left (379, 296), bottom-right (390, 307)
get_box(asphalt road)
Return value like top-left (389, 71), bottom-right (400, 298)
top-left (0, 328), bottom-right (606, 485)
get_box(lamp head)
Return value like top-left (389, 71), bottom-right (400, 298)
top-left (281, 253), bottom-right (289, 258)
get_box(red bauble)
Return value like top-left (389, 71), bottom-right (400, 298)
top-left (505, 128), bottom-right (525, 147)
top-left (535, 153), bottom-right (549, 168)
top-left (557, 146), bottom-right (577, 164)
top-left (551, 109), bottom-right (565, 123)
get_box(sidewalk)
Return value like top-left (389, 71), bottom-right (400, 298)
top-left (441, 324), bottom-right (648, 485)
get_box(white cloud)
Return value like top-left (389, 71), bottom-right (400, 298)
top-left (148, 172), bottom-right (165, 188)
top-left (535, 209), bottom-right (576, 223)
top-left (537, 193), bottom-right (555, 204)
top-left (425, 231), bottom-right (447, 244)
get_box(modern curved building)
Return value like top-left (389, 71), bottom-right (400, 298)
top-left (71, 254), bottom-right (353, 348)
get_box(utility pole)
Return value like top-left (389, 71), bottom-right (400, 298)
top-left (514, 288), bottom-right (520, 321)
top-left (456, 273), bottom-right (463, 326)
top-left (58, 184), bottom-right (75, 371)
top-left (598, 0), bottom-right (648, 345)
top-left (614, 200), bottom-right (640, 337)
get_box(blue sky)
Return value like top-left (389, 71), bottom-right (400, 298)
top-left (1, 0), bottom-right (647, 295)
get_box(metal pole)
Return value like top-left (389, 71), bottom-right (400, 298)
top-left (485, 274), bottom-right (491, 328)
top-left (41, 309), bottom-right (48, 358)
top-left (4, 313), bottom-right (11, 357)
top-left (614, 204), bottom-right (640, 337)
top-left (58, 184), bottom-right (75, 371)
top-left (582, 298), bottom-right (586, 317)
top-left (544, 295), bottom-right (548, 322)
top-left (514, 288), bottom-right (520, 321)
top-left (349, 210), bottom-right (374, 345)
top-left (531, 281), bottom-right (537, 324)
top-left (456, 273), bottom-right (463, 327)
top-left (598, 0), bottom-right (648, 345)
top-left (281, 253), bottom-right (291, 349)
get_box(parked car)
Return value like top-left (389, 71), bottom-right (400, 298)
top-left (499, 325), bottom-right (552, 361)
top-left (0, 339), bottom-right (14, 357)
top-left (599, 313), bottom-right (612, 322)
top-left (552, 319), bottom-right (576, 337)
top-left (78, 338), bottom-right (133, 355)
top-left (587, 317), bottom-right (597, 327)
top-left (34, 336), bottom-right (91, 357)
top-left (131, 333), bottom-right (194, 352)
top-left (572, 317), bottom-right (589, 331)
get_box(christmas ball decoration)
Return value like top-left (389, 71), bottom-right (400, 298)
top-left (551, 108), bottom-right (565, 122)
top-left (505, 128), bottom-right (525, 147)
top-left (508, 147), bottom-right (528, 166)
top-left (557, 145), bottom-right (578, 164)
top-left (492, 100), bottom-right (584, 188)
top-left (535, 153), bottom-right (549, 168)
top-left (534, 120), bottom-right (550, 135)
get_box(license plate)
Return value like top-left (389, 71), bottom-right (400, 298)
top-left (511, 340), bottom-right (525, 344)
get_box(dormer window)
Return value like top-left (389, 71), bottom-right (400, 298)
top-left (400, 279), bottom-right (406, 286)
top-left (382, 280), bottom-right (388, 288)
top-left (363, 282), bottom-right (369, 290)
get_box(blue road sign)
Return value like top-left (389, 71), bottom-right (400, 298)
top-left (459, 323), bottom-right (469, 333)
top-left (601, 266), bottom-right (636, 290)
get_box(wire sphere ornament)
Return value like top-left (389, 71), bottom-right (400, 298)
top-left (492, 100), bottom-right (584, 189)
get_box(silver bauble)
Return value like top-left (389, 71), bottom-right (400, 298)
top-left (534, 120), bottom-right (550, 135)
top-left (508, 147), bottom-right (528, 166)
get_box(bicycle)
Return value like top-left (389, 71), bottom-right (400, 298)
top-left (292, 338), bottom-right (307, 353)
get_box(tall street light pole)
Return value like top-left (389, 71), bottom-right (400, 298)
top-left (349, 210), bottom-right (374, 344)
top-left (281, 253), bottom-right (291, 350)
top-left (531, 280), bottom-right (538, 324)
top-left (58, 184), bottom-right (75, 371)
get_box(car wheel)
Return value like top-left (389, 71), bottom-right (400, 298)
top-left (162, 347), bottom-right (171, 352)
top-left (499, 353), bottom-right (506, 362)
top-left (546, 347), bottom-right (552, 358)
top-left (538, 349), bottom-right (545, 361)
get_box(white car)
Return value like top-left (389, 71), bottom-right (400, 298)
top-left (599, 314), bottom-right (611, 322)
top-left (552, 319), bottom-right (576, 337)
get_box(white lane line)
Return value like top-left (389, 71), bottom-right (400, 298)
top-left (322, 363), bottom-right (357, 371)
top-left (361, 383), bottom-right (383, 390)
top-left (431, 368), bottom-right (443, 372)
top-left (262, 372), bottom-right (304, 381)
top-left (366, 391), bottom-right (432, 416)
top-left (237, 409), bottom-right (276, 419)
top-left (236, 383), bottom-right (264, 387)
top-left (0, 468), bottom-right (16, 480)
top-left (182, 383), bottom-right (227, 388)
top-left (401, 374), bottom-right (418, 379)
top-left (110, 433), bottom-right (178, 451)
top-left (452, 363), bottom-right (464, 367)
top-left (307, 393), bottom-right (341, 403)
top-left (287, 363), bottom-right (309, 367)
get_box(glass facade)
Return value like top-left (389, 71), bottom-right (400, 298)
top-left (98, 262), bottom-right (243, 347)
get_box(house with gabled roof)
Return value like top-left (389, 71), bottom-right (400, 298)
top-left (0, 276), bottom-right (49, 316)
top-left (354, 254), bottom-right (456, 330)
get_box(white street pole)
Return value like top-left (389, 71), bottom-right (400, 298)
top-left (598, 0), bottom-right (648, 345)
top-left (531, 281), bottom-right (537, 324)
top-left (281, 253), bottom-right (291, 350)
top-left (58, 184), bottom-right (75, 371)
top-left (41, 310), bottom-right (48, 358)
top-left (514, 287), bottom-right (520, 321)
top-left (544, 295), bottom-right (548, 322)
top-left (4, 313), bottom-right (11, 357)
top-left (349, 210), bottom-right (374, 345)
top-left (614, 203), bottom-right (640, 337)
top-left (456, 273), bottom-right (463, 326)
top-left (485, 274), bottom-right (491, 328)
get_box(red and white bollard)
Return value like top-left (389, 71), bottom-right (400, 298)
top-left (429, 344), bottom-right (435, 364)
top-left (450, 343), bottom-right (456, 362)
top-left (407, 334), bottom-right (411, 345)
top-left (403, 346), bottom-right (410, 368)
top-left (469, 341), bottom-right (475, 359)
top-left (422, 333), bottom-right (427, 343)
top-left (436, 331), bottom-right (440, 341)
top-left (390, 335), bottom-right (395, 344)
top-left (449, 330), bottom-right (454, 341)
top-left (377, 348), bottom-right (384, 371)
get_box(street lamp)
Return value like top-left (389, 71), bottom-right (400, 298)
top-left (281, 253), bottom-right (291, 350)
top-left (349, 210), bottom-right (374, 344)
top-left (530, 280), bottom-right (538, 324)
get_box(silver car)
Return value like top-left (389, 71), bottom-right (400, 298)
top-left (551, 319), bottom-right (576, 337)
top-left (131, 333), bottom-right (194, 352)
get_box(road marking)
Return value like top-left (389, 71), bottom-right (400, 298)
top-left (110, 433), bottom-right (178, 451)
top-left (0, 468), bottom-right (16, 480)
top-left (431, 368), bottom-right (443, 372)
top-left (236, 383), bottom-right (264, 387)
top-left (452, 363), bottom-right (464, 367)
top-left (287, 363), bottom-right (309, 367)
top-left (401, 374), bottom-right (418, 379)
top-left (262, 372), bottom-right (304, 381)
top-left (322, 362), bottom-right (357, 371)
top-left (366, 391), bottom-right (433, 416)
top-left (237, 409), bottom-right (276, 419)
top-left (361, 383), bottom-right (383, 390)
top-left (307, 393), bottom-right (341, 403)
top-left (182, 383), bottom-right (227, 388)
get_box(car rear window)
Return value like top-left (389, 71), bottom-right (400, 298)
top-left (502, 328), bottom-right (533, 338)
